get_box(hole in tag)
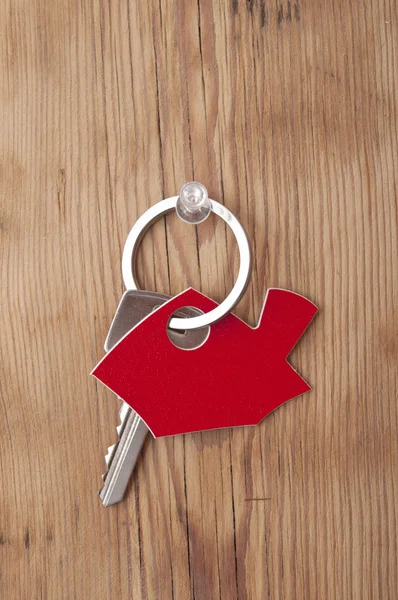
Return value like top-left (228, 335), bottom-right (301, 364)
top-left (167, 307), bottom-right (210, 350)
top-left (171, 328), bottom-right (187, 337)
top-left (152, 303), bottom-right (187, 335)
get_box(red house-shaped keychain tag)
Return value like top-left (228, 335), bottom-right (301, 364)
top-left (92, 288), bottom-right (317, 437)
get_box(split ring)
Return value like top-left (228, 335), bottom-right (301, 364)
top-left (122, 195), bottom-right (251, 330)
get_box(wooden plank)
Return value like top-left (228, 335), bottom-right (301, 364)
top-left (0, 0), bottom-right (397, 598)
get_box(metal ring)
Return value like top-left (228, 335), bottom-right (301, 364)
top-left (122, 196), bottom-right (251, 330)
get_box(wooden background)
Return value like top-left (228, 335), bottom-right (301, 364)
top-left (0, 0), bottom-right (397, 598)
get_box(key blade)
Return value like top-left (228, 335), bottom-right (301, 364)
top-left (101, 404), bottom-right (132, 481)
top-left (102, 403), bottom-right (131, 479)
top-left (100, 412), bottom-right (149, 506)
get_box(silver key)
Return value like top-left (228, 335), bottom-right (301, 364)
top-left (99, 290), bottom-right (209, 506)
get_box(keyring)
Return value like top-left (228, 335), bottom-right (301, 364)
top-left (93, 183), bottom-right (318, 506)
top-left (122, 186), bottom-right (252, 331)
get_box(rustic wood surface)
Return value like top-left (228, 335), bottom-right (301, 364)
top-left (0, 0), bottom-right (397, 598)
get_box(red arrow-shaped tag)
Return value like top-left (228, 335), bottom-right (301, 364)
top-left (92, 288), bottom-right (317, 437)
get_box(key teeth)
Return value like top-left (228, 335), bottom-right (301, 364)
top-left (105, 445), bottom-right (116, 465)
top-left (101, 440), bottom-right (118, 487)
top-left (119, 402), bottom-right (130, 422)
top-left (100, 401), bottom-right (132, 488)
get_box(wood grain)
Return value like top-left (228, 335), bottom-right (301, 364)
top-left (0, 0), bottom-right (397, 598)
